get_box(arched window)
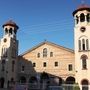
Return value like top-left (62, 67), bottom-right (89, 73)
top-left (50, 52), bottom-right (53, 57)
top-left (87, 14), bottom-right (90, 22)
top-left (1, 60), bottom-right (5, 71)
top-left (5, 28), bottom-right (8, 35)
top-left (66, 76), bottom-right (75, 84)
top-left (12, 61), bottom-right (15, 72)
top-left (9, 28), bottom-right (12, 34)
top-left (2, 48), bottom-right (3, 56)
top-left (82, 39), bottom-right (85, 50)
top-left (2, 46), bottom-right (7, 57)
top-left (37, 53), bottom-right (40, 58)
top-left (82, 59), bottom-right (87, 69)
top-left (80, 13), bottom-right (85, 22)
top-left (12, 48), bottom-right (16, 58)
top-left (79, 40), bottom-right (81, 51)
top-left (76, 15), bottom-right (79, 24)
top-left (43, 48), bottom-right (47, 57)
top-left (81, 55), bottom-right (88, 70)
top-left (21, 65), bottom-right (25, 72)
top-left (79, 36), bottom-right (89, 51)
top-left (81, 79), bottom-right (89, 90)
top-left (86, 39), bottom-right (89, 50)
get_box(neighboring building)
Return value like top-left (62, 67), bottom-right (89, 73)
top-left (0, 4), bottom-right (90, 90)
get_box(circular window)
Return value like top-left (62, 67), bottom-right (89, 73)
top-left (80, 27), bottom-right (86, 32)
top-left (3, 38), bottom-right (7, 42)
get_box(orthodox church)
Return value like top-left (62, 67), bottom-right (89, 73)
top-left (0, 4), bottom-right (90, 90)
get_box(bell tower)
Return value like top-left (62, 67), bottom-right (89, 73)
top-left (2, 20), bottom-right (18, 39)
top-left (0, 20), bottom-right (19, 88)
top-left (73, 4), bottom-right (90, 89)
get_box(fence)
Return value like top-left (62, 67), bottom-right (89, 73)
top-left (12, 83), bottom-right (90, 90)
top-left (48, 84), bottom-right (80, 90)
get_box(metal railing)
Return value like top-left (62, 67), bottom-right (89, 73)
top-left (10, 83), bottom-right (90, 90)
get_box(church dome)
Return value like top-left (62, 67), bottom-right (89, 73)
top-left (77, 4), bottom-right (90, 9)
top-left (73, 4), bottom-right (90, 16)
top-left (2, 20), bottom-right (19, 29)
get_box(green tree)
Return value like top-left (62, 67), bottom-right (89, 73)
top-left (73, 83), bottom-right (80, 90)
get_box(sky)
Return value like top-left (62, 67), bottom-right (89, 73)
top-left (0, 0), bottom-right (90, 54)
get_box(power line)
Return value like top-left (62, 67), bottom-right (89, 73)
top-left (20, 18), bottom-right (73, 30)
top-left (19, 20), bottom-right (74, 32)
top-left (18, 22), bottom-right (74, 35)
top-left (17, 18), bottom-right (74, 41)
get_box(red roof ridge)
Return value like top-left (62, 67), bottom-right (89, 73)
top-left (2, 20), bottom-right (19, 29)
top-left (73, 4), bottom-right (90, 16)
top-left (77, 4), bottom-right (90, 9)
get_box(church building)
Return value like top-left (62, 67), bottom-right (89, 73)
top-left (0, 4), bottom-right (90, 90)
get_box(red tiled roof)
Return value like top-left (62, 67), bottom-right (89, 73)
top-left (2, 20), bottom-right (19, 29)
top-left (77, 4), bottom-right (90, 9)
top-left (73, 4), bottom-right (90, 16)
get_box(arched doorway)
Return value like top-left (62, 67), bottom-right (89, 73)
top-left (40, 72), bottom-right (49, 83)
top-left (81, 79), bottom-right (89, 90)
top-left (65, 77), bottom-right (75, 90)
top-left (66, 76), bottom-right (75, 84)
top-left (19, 76), bottom-right (26, 84)
top-left (59, 78), bottom-right (63, 85)
top-left (40, 72), bottom-right (50, 89)
top-left (0, 77), bottom-right (5, 88)
top-left (29, 76), bottom-right (38, 89)
top-left (29, 76), bottom-right (37, 83)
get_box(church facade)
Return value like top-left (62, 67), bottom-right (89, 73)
top-left (18, 41), bottom-right (75, 85)
top-left (0, 4), bottom-right (90, 90)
